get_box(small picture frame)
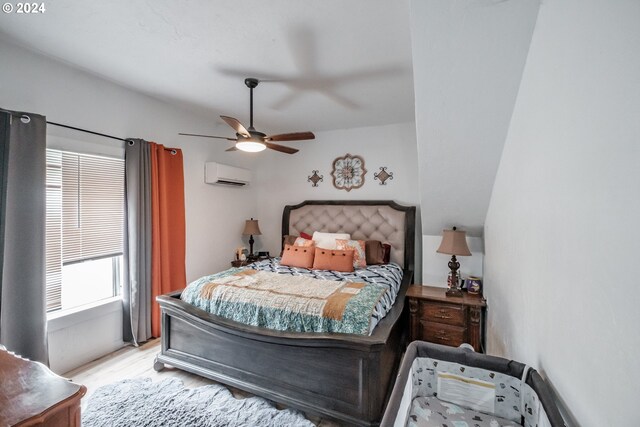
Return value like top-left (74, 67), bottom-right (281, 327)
top-left (466, 277), bottom-right (483, 295)
top-left (235, 246), bottom-right (248, 261)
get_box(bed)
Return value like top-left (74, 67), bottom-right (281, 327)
top-left (381, 341), bottom-right (566, 427)
top-left (154, 200), bottom-right (416, 426)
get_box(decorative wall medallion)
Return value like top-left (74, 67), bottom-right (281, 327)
top-left (307, 170), bottom-right (323, 187)
top-left (374, 167), bottom-right (394, 185)
top-left (331, 154), bottom-right (367, 192)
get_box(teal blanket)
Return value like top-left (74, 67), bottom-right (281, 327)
top-left (180, 268), bottom-right (387, 335)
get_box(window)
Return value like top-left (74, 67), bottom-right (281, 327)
top-left (45, 149), bottom-right (124, 312)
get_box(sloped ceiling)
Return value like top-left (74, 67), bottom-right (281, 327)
top-left (411, 0), bottom-right (540, 237)
top-left (0, 0), bottom-right (415, 135)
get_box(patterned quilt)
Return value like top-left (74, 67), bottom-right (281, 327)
top-left (181, 258), bottom-right (404, 335)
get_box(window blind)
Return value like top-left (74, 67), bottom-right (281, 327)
top-left (61, 152), bottom-right (124, 264)
top-left (45, 150), bottom-right (63, 311)
top-left (45, 149), bottom-right (124, 311)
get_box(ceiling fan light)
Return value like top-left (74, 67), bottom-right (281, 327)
top-left (236, 141), bottom-right (266, 152)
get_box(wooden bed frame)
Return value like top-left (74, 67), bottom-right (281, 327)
top-left (154, 200), bottom-right (416, 426)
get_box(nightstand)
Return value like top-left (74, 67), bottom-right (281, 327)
top-left (231, 256), bottom-right (270, 268)
top-left (406, 285), bottom-right (487, 352)
top-left (231, 260), bottom-right (249, 267)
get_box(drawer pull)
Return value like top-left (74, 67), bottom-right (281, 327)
top-left (435, 333), bottom-right (451, 341)
top-left (439, 315), bottom-right (452, 319)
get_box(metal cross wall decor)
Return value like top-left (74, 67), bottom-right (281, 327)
top-left (374, 167), bottom-right (394, 185)
top-left (307, 170), bottom-right (323, 187)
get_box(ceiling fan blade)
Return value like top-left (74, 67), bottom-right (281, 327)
top-left (226, 146), bottom-right (238, 152)
top-left (217, 66), bottom-right (285, 82)
top-left (286, 27), bottom-right (316, 74)
top-left (179, 133), bottom-right (236, 141)
top-left (266, 132), bottom-right (315, 142)
top-left (270, 90), bottom-right (301, 110)
top-left (265, 142), bottom-right (299, 154)
top-left (220, 116), bottom-right (250, 138)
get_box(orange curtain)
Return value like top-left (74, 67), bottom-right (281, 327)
top-left (150, 142), bottom-right (186, 337)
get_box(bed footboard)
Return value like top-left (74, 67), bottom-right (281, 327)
top-left (155, 276), bottom-right (410, 426)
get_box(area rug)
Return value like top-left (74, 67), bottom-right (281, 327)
top-left (82, 377), bottom-right (315, 427)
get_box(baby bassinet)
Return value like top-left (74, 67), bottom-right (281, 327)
top-left (381, 341), bottom-right (565, 427)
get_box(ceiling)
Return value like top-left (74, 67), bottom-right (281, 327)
top-left (0, 0), bottom-right (415, 134)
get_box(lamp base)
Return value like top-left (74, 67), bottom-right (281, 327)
top-left (248, 234), bottom-right (255, 259)
top-left (446, 255), bottom-right (463, 297)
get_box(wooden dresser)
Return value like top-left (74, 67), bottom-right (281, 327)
top-left (407, 285), bottom-right (487, 352)
top-left (0, 348), bottom-right (86, 426)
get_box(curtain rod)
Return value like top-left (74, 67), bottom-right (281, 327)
top-left (47, 121), bottom-right (129, 142)
top-left (47, 120), bottom-right (177, 154)
top-left (2, 111), bottom-right (177, 153)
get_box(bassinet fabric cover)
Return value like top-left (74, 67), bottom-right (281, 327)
top-left (381, 341), bottom-right (565, 427)
top-left (408, 396), bottom-right (518, 426)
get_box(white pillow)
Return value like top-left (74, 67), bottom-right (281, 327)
top-left (312, 231), bottom-right (351, 249)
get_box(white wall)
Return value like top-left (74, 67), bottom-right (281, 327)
top-left (484, 0), bottom-right (640, 424)
top-left (0, 37), bottom-right (258, 372)
top-left (47, 298), bottom-right (123, 374)
top-left (408, 0), bottom-right (539, 287)
top-left (254, 122), bottom-right (422, 279)
top-left (409, 0), bottom-right (539, 238)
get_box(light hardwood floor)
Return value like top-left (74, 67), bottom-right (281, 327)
top-left (64, 339), bottom-right (340, 426)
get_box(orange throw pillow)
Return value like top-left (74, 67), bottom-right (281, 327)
top-left (281, 235), bottom-right (313, 256)
top-left (312, 248), bottom-right (354, 272)
top-left (280, 244), bottom-right (315, 269)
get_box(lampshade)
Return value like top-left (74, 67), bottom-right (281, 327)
top-left (242, 218), bottom-right (262, 236)
top-left (236, 140), bottom-right (266, 152)
top-left (436, 228), bottom-right (471, 256)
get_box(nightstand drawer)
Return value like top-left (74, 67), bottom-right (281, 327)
top-left (420, 301), bottom-right (466, 327)
top-left (420, 321), bottom-right (466, 347)
top-left (408, 285), bottom-right (486, 352)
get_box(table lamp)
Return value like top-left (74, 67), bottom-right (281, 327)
top-left (436, 226), bottom-right (471, 297)
top-left (242, 218), bottom-right (261, 260)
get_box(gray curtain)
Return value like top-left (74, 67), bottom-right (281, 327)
top-left (123, 138), bottom-right (152, 345)
top-left (0, 109), bottom-right (48, 364)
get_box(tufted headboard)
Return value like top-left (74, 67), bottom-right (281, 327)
top-left (282, 200), bottom-right (416, 271)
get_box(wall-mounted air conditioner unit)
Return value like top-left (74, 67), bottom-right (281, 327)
top-left (205, 162), bottom-right (251, 186)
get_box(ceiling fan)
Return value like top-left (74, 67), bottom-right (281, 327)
top-left (179, 78), bottom-right (315, 154)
